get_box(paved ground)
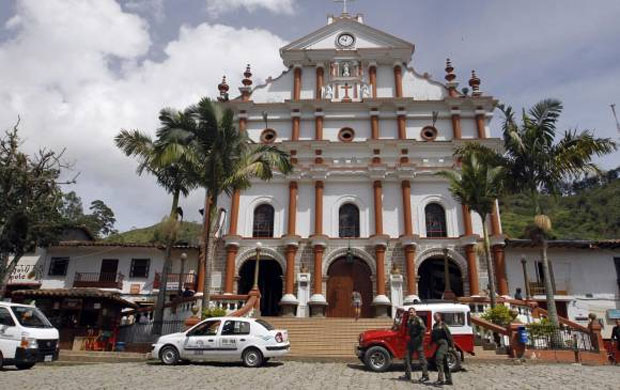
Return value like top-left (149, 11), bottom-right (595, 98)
top-left (2, 361), bottom-right (619, 390)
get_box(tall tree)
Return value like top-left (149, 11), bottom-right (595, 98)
top-left (0, 123), bottom-right (67, 298)
top-left (438, 150), bottom-right (504, 307)
top-left (159, 98), bottom-right (293, 311)
top-left (496, 99), bottom-right (615, 326)
top-left (115, 107), bottom-right (198, 334)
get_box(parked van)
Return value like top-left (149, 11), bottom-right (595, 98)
top-left (0, 302), bottom-right (59, 369)
top-left (356, 303), bottom-right (474, 372)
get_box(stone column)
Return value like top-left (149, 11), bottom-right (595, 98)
top-left (393, 64), bottom-right (403, 98)
top-left (238, 111), bottom-right (247, 132)
top-left (373, 180), bottom-right (384, 235)
top-left (371, 181), bottom-right (390, 317)
top-left (401, 180), bottom-right (418, 298)
top-left (280, 182), bottom-right (300, 315)
top-left (369, 63), bottom-right (377, 98)
top-left (397, 108), bottom-right (407, 139)
top-left (461, 204), bottom-right (480, 296)
top-left (293, 65), bottom-right (302, 101)
top-left (223, 246), bottom-right (238, 294)
top-left (291, 109), bottom-right (300, 141)
top-left (475, 107), bottom-right (486, 139)
top-left (451, 107), bottom-right (462, 139)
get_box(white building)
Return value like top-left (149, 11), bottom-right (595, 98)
top-left (208, 12), bottom-right (508, 318)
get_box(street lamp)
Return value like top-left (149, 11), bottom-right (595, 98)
top-left (253, 242), bottom-right (262, 290)
top-left (178, 252), bottom-right (188, 295)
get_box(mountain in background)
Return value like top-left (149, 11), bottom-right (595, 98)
top-left (106, 220), bottom-right (202, 245)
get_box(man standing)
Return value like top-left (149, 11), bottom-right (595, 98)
top-left (351, 290), bottom-right (362, 321)
top-left (431, 312), bottom-right (454, 386)
top-left (612, 319), bottom-right (620, 352)
top-left (400, 308), bottom-right (429, 382)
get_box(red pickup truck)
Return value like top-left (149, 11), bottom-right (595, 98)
top-left (356, 303), bottom-right (475, 372)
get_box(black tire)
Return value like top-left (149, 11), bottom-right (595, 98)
top-left (15, 362), bottom-right (35, 370)
top-left (159, 345), bottom-right (180, 366)
top-left (363, 346), bottom-right (392, 372)
top-left (242, 348), bottom-right (263, 368)
top-left (0, 351), bottom-right (4, 370)
top-left (446, 349), bottom-right (461, 372)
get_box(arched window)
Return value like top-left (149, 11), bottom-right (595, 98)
top-left (339, 203), bottom-right (360, 238)
top-left (252, 204), bottom-right (274, 238)
top-left (425, 203), bottom-right (447, 238)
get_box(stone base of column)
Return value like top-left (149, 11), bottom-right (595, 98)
top-left (308, 294), bottom-right (328, 317)
top-left (403, 294), bottom-right (421, 305)
top-left (279, 294), bottom-right (299, 317)
top-left (372, 295), bottom-right (391, 318)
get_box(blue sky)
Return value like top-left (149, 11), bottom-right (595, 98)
top-left (0, 0), bottom-right (618, 231)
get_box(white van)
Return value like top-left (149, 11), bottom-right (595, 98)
top-left (0, 302), bottom-right (59, 370)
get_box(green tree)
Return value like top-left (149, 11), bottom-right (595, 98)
top-left (85, 200), bottom-right (117, 237)
top-left (115, 107), bottom-right (198, 334)
top-left (0, 123), bottom-right (67, 298)
top-left (437, 149), bottom-right (504, 307)
top-left (159, 98), bottom-right (293, 310)
top-left (498, 99), bottom-right (616, 327)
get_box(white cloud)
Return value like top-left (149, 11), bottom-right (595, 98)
top-left (0, 0), bottom-right (288, 231)
top-left (205, 0), bottom-right (296, 16)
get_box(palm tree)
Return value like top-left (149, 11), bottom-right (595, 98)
top-left (160, 98), bottom-right (293, 312)
top-left (115, 107), bottom-right (199, 334)
top-left (498, 99), bottom-right (616, 327)
top-left (437, 150), bottom-right (504, 307)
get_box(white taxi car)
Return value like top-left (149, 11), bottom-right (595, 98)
top-left (152, 317), bottom-right (290, 367)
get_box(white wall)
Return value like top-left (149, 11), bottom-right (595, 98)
top-left (376, 65), bottom-right (395, 98)
top-left (238, 183), bottom-right (288, 238)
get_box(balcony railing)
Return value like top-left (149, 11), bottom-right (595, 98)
top-left (73, 272), bottom-right (124, 289)
top-left (529, 281), bottom-right (569, 296)
top-left (153, 273), bottom-right (197, 291)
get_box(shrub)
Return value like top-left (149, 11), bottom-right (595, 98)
top-left (526, 318), bottom-right (556, 338)
top-left (202, 307), bottom-right (227, 319)
top-left (480, 305), bottom-right (517, 327)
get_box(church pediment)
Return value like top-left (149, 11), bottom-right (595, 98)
top-left (280, 15), bottom-right (414, 66)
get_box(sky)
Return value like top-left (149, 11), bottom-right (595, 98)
top-left (0, 0), bottom-right (619, 232)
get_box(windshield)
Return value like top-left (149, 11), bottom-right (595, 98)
top-left (11, 306), bottom-right (53, 328)
top-left (256, 319), bottom-right (274, 331)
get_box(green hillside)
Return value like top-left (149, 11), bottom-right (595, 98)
top-left (106, 221), bottom-right (202, 245)
top-left (500, 175), bottom-right (620, 240)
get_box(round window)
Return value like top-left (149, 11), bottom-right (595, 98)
top-left (338, 128), bottom-right (355, 142)
top-left (260, 128), bottom-right (277, 144)
top-left (421, 126), bottom-right (438, 141)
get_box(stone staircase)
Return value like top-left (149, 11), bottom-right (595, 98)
top-left (264, 317), bottom-right (393, 358)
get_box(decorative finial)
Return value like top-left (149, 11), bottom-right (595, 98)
top-left (217, 75), bottom-right (229, 102)
top-left (445, 58), bottom-right (456, 82)
top-left (242, 64), bottom-right (253, 87)
top-left (469, 70), bottom-right (482, 96)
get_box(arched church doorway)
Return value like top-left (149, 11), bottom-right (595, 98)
top-left (417, 257), bottom-right (464, 300)
top-left (326, 257), bottom-right (373, 318)
top-left (237, 258), bottom-right (283, 316)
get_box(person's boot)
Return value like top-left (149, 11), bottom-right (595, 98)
top-left (445, 379), bottom-right (453, 386)
top-left (398, 375), bottom-right (411, 381)
top-left (432, 380), bottom-right (444, 387)
top-left (419, 375), bottom-right (430, 383)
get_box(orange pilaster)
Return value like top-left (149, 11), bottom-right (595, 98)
top-left (375, 246), bottom-right (387, 296)
top-left (224, 246), bottom-right (238, 294)
top-left (476, 113), bottom-right (486, 139)
top-left (229, 190), bottom-right (240, 235)
top-left (315, 66), bottom-right (324, 99)
top-left (490, 202), bottom-right (501, 236)
top-left (292, 115), bottom-right (300, 141)
top-left (373, 181), bottom-right (383, 235)
top-left (314, 181), bottom-right (323, 235)
top-left (239, 117), bottom-right (247, 132)
top-left (293, 67), bottom-right (302, 101)
top-left (404, 245), bottom-right (417, 295)
top-left (394, 65), bottom-right (403, 98)
top-left (465, 245), bottom-right (479, 296)
top-left (315, 112), bottom-right (323, 140)
top-left (369, 65), bottom-right (377, 97)
top-left (287, 182), bottom-right (297, 235)
top-left (461, 204), bottom-right (473, 236)
top-left (397, 112), bottom-right (407, 140)
top-left (285, 245), bottom-right (296, 295)
top-left (493, 245), bottom-right (508, 296)
top-left (451, 113), bottom-right (462, 139)
top-left (313, 246), bottom-right (324, 295)
top-left (371, 113), bottom-right (379, 140)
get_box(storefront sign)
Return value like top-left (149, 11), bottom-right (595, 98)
top-left (608, 309), bottom-right (620, 320)
top-left (8, 256), bottom-right (43, 284)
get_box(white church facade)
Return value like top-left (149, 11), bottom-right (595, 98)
top-left (207, 13), bottom-right (510, 318)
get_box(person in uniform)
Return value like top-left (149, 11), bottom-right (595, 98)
top-left (400, 307), bottom-right (429, 382)
top-left (431, 312), bottom-right (454, 386)
top-left (612, 319), bottom-right (620, 351)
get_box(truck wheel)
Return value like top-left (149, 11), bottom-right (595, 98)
top-left (446, 349), bottom-right (461, 372)
top-left (242, 348), bottom-right (263, 368)
top-left (16, 363), bottom-right (35, 370)
top-left (159, 346), bottom-right (180, 365)
top-left (364, 346), bottom-right (392, 372)
top-left (0, 351), bottom-right (4, 369)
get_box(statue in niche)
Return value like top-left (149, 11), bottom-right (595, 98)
top-left (323, 84), bottom-right (334, 99)
top-left (342, 62), bottom-right (351, 77)
top-left (361, 83), bottom-right (371, 98)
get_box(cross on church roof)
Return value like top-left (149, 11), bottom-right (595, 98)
top-left (334, 0), bottom-right (355, 15)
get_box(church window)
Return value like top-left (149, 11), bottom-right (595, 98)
top-left (338, 127), bottom-right (355, 142)
top-left (421, 126), bottom-right (438, 141)
top-left (425, 203), bottom-right (447, 237)
top-left (260, 128), bottom-right (277, 144)
top-left (252, 204), bottom-right (275, 238)
top-left (339, 203), bottom-right (360, 238)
